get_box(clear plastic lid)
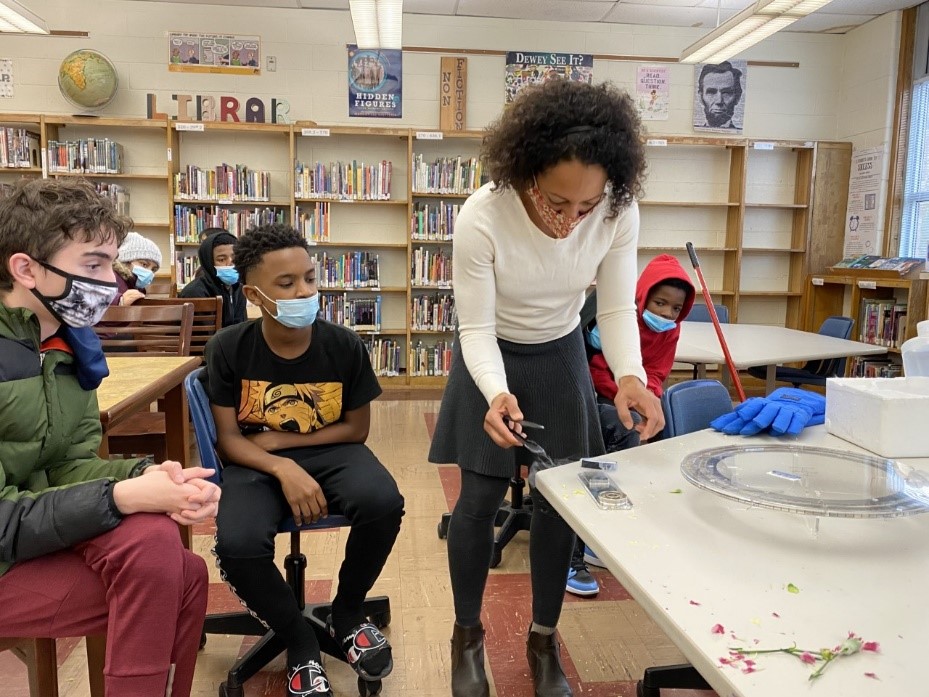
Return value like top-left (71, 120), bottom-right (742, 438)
top-left (681, 444), bottom-right (929, 518)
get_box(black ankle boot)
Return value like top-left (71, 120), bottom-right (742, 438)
top-left (527, 630), bottom-right (573, 697)
top-left (451, 622), bottom-right (489, 697)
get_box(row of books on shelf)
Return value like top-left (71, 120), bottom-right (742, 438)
top-left (174, 205), bottom-right (286, 242)
top-left (94, 182), bottom-right (130, 217)
top-left (411, 293), bottom-right (456, 331)
top-left (315, 251), bottom-right (380, 289)
top-left (174, 164), bottom-right (272, 202)
top-left (850, 356), bottom-right (904, 378)
top-left (295, 160), bottom-right (393, 201)
top-left (1, 127), bottom-right (39, 168)
top-left (365, 338), bottom-right (403, 377)
top-left (858, 299), bottom-right (908, 348)
top-left (832, 255), bottom-right (925, 276)
top-left (296, 202), bottom-right (329, 243)
top-left (410, 340), bottom-right (454, 377)
top-left (411, 247), bottom-right (452, 287)
top-left (320, 294), bottom-right (381, 331)
top-left (412, 154), bottom-right (483, 195)
top-left (176, 256), bottom-right (201, 286)
top-left (47, 138), bottom-right (124, 174)
top-left (411, 201), bottom-right (459, 241)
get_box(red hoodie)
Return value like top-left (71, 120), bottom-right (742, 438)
top-left (590, 254), bottom-right (695, 399)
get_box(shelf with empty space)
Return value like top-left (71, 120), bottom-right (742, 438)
top-left (0, 166), bottom-right (42, 174)
top-left (744, 202), bottom-right (808, 209)
top-left (638, 200), bottom-right (739, 207)
top-left (738, 290), bottom-right (804, 297)
top-left (638, 246), bottom-right (736, 252)
top-left (741, 247), bottom-right (806, 253)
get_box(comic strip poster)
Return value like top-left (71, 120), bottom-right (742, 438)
top-left (168, 32), bottom-right (261, 75)
top-left (504, 51), bottom-right (593, 103)
top-left (636, 65), bottom-right (669, 121)
top-left (693, 60), bottom-right (747, 133)
top-left (348, 45), bottom-right (402, 118)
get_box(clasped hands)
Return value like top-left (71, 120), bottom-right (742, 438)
top-left (114, 461), bottom-right (221, 525)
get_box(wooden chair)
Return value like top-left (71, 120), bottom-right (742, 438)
top-left (147, 277), bottom-right (177, 298)
top-left (94, 303), bottom-right (194, 357)
top-left (137, 296), bottom-right (223, 357)
top-left (94, 303), bottom-right (194, 461)
top-left (0, 634), bottom-right (105, 697)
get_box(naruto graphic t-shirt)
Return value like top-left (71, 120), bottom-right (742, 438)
top-left (202, 318), bottom-right (382, 435)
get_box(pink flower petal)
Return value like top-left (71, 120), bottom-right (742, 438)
top-left (744, 659), bottom-right (756, 668)
top-left (689, 600), bottom-right (701, 606)
top-left (864, 672), bottom-right (879, 679)
top-left (711, 623), bottom-right (725, 634)
top-left (863, 641), bottom-right (880, 652)
top-left (741, 665), bottom-right (757, 674)
top-left (800, 652), bottom-right (817, 665)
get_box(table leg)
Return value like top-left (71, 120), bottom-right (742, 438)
top-left (765, 365), bottom-right (776, 395)
top-left (163, 382), bottom-right (192, 549)
top-left (696, 363), bottom-right (707, 379)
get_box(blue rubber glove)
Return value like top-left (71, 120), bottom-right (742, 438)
top-left (710, 398), bottom-right (768, 435)
top-left (749, 388), bottom-right (825, 436)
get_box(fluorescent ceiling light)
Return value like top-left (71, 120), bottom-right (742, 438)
top-left (349, 0), bottom-right (403, 50)
top-left (680, 0), bottom-right (834, 64)
top-left (0, 0), bottom-right (49, 34)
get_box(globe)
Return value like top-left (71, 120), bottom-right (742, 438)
top-left (58, 49), bottom-right (119, 110)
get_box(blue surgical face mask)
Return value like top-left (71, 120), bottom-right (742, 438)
top-left (255, 287), bottom-right (319, 329)
top-left (586, 325), bottom-right (602, 350)
top-left (131, 265), bottom-right (155, 288)
top-left (215, 266), bottom-right (239, 286)
top-left (642, 309), bottom-right (677, 333)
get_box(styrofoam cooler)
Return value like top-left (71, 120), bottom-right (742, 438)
top-left (825, 377), bottom-right (929, 458)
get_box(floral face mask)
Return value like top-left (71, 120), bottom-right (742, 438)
top-left (526, 181), bottom-right (601, 239)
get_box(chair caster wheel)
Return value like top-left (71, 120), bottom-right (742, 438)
top-left (219, 682), bottom-right (244, 697)
top-left (199, 632), bottom-right (207, 650)
top-left (437, 520), bottom-right (448, 539)
top-left (489, 546), bottom-right (502, 569)
top-left (359, 677), bottom-right (383, 695)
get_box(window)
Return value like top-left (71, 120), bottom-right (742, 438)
top-left (900, 79), bottom-right (929, 259)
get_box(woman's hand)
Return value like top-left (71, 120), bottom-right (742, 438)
top-left (484, 392), bottom-right (526, 448)
top-left (120, 289), bottom-right (145, 306)
top-left (274, 459), bottom-right (328, 525)
top-left (615, 376), bottom-right (665, 440)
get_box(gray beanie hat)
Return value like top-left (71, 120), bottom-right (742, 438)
top-left (118, 232), bottom-right (163, 268)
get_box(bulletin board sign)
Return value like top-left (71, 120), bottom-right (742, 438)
top-left (168, 32), bottom-right (261, 75)
top-left (504, 51), bottom-right (592, 104)
top-left (348, 45), bottom-right (402, 119)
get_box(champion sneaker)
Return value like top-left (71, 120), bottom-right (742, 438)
top-left (566, 565), bottom-right (600, 597)
top-left (287, 659), bottom-right (332, 696)
top-left (330, 620), bottom-right (393, 681)
top-left (584, 545), bottom-right (606, 568)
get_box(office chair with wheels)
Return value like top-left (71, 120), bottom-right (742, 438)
top-left (638, 379), bottom-right (733, 696)
top-left (747, 315), bottom-right (854, 388)
top-left (184, 370), bottom-right (391, 697)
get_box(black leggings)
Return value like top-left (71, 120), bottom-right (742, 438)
top-left (214, 443), bottom-right (404, 656)
top-left (448, 468), bottom-right (577, 628)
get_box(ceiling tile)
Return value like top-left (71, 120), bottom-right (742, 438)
top-left (403, 0), bottom-right (459, 14)
top-left (298, 0), bottom-right (349, 7)
top-left (789, 11), bottom-right (878, 32)
top-left (456, 0), bottom-right (616, 23)
top-left (603, 3), bottom-right (738, 27)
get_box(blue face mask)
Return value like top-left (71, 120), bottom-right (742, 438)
top-left (256, 288), bottom-right (319, 329)
top-left (642, 309), bottom-right (677, 333)
top-left (586, 325), bottom-right (602, 350)
top-left (131, 265), bottom-right (155, 289)
top-left (215, 266), bottom-right (239, 285)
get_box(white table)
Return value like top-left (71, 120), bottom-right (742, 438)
top-left (675, 323), bottom-right (887, 393)
top-left (535, 427), bottom-right (929, 697)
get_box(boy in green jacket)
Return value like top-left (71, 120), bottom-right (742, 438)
top-left (0, 179), bottom-right (220, 697)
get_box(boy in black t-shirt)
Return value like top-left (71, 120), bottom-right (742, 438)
top-left (202, 224), bottom-right (404, 697)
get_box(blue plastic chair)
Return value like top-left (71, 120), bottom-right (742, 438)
top-left (684, 303), bottom-right (730, 324)
top-left (185, 369), bottom-right (391, 697)
top-left (746, 315), bottom-right (854, 388)
top-left (660, 379), bottom-right (733, 439)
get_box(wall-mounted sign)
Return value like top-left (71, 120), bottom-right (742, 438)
top-left (146, 93), bottom-right (290, 123)
top-left (504, 51), bottom-right (592, 103)
top-left (439, 57), bottom-right (467, 131)
top-left (348, 45), bottom-right (402, 119)
top-left (168, 32), bottom-right (261, 75)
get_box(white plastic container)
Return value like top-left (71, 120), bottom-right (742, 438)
top-left (902, 320), bottom-right (929, 377)
top-left (825, 376), bottom-right (929, 458)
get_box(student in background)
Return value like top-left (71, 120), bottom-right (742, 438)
top-left (429, 80), bottom-right (663, 697)
top-left (0, 179), bottom-right (219, 697)
top-left (202, 224), bottom-right (403, 697)
top-left (180, 227), bottom-right (246, 327)
top-left (112, 231), bottom-right (162, 306)
top-left (568, 254), bottom-right (695, 596)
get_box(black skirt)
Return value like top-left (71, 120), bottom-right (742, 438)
top-left (428, 326), bottom-right (605, 479)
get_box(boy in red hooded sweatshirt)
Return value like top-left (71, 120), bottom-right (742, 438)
top-left (568, 254), bottom-right (695, 596)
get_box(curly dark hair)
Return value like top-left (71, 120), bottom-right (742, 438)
top-left (234, 223), bottom-right (310, 283)
top-left (0, 178), bottom-right (132, 292)
top-left (482, 80), bottom-right (647, 216)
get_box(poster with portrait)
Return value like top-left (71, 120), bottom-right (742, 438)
top-left (692, 60), bottom-right (747, 133)
top-left (504, 52), bottom-right (593, 104)
top-left (636, 65), bottom-right (669, 120)
top-left (348, 45), bottom-right (402, 118)
top-left (842, 146), bottom-right (884, 257)
top-left (168, 32), bottom-right (261, 75)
